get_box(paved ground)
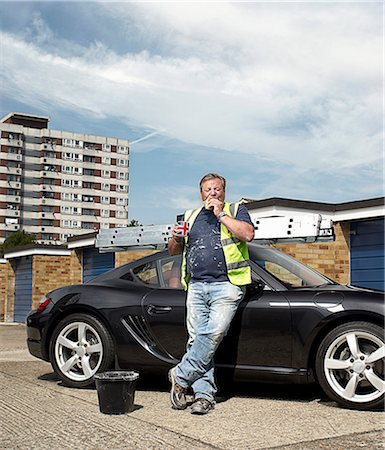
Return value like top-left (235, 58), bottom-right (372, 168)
top-left (0, 323), bottom-right (384, 449)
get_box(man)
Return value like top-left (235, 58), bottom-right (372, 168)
top-left (168, 173), bottom-right (255, 415)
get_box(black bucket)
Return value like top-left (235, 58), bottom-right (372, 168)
top-left (94, 371), bottom-right (139, 415)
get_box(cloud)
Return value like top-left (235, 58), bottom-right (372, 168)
top-left (0, 2), bottom-right (382, 176)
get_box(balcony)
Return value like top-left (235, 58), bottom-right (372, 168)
top-left (41, 184), bottom-right (54, 192)
top-left (40, 142), bottom-right (56, 151)
top-left (6, 166), bottom-right (22, 175)
top-left (7, 181), bottom-right (21, 189)
top-left (6, 153), bottom-right (23, 162)
top-left (7, 138), bottom-right (23, 147)
top-left (4, 195), bottom-right (21, 203)
top-left (5, 209), bottom-right (20, 217)
top-left (5, 217), bottom-right (20, 229)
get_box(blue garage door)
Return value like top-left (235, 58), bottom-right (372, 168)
top-left (14, 257), bottom-right (33, 323)
top-left (350, 218), bottom-right (384, 291)
top-left (82, 248), bottom-right (115, 283)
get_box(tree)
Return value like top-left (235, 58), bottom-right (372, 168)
top-left (1, 230), bottom-right (36, 252)
top-left (128, 219), bottom-right (141, 227)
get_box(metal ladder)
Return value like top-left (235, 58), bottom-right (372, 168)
top-left (95, 214), bottom-right (334, 252)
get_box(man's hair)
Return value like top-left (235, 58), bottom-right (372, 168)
top-left (199, 173), bottom-right (226, 191)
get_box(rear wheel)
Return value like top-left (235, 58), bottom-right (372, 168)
top-left (49, 313), bottom-right (115, 388)
top-left (315, 321), bottom-right (384, 410)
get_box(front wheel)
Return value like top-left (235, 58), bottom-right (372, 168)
top-left (49, 313), bottom-right (115, 388)
top-left (315, 321), bottom-right (384, 410)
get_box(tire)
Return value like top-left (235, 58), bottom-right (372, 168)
top-left (315, 321), bottom-right (384, 410)
top-left (49, 313), bottom-right (115, 388)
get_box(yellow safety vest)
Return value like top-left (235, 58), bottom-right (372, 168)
top-left (181, 202), bottom-right (251, 290)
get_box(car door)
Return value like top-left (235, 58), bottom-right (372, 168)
top-left (142, 255), bottom-right (292, 368)
top-left (141, 255), bottom-right (188, 362)
top-left (215, 275), bottom-right (292, 369)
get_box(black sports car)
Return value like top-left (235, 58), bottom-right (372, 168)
top-left (26, 244), bottom-right (384, 410)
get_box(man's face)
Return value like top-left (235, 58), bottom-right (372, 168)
top-left (200, 178), bottom-right (225, 203)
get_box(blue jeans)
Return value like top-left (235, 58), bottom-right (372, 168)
top-left (173, 281), bottom-right (245, 402)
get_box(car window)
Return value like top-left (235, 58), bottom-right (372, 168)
top-left (251, 245), bottom-right (332, 288)
top-left (133, 261), bottom-right (159, 285)
top-left (160, 256), bottom-right (182, 289)
top-left (264, 262), bottom-right (303, 287)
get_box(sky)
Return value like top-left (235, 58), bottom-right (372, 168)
top-left (0, 1), bottom-right (383, 225)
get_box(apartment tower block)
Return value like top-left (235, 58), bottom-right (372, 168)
top-left (0, 112), bottom-right (130, 244)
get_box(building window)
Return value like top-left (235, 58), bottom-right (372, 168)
top-left (63, 152), bottom-right (82, 161)
top-left (63, 139), bottom-right (83, 148)
top-left (61, 192), bottom-right (82, 201)
top-left (62, 179), bottom-right (82, 188)
top-left (101, 196), bottom-right (109, 204)
top-left (102, 144), bottom-right (111, 152)
top-left (82, 208), bottom-right (94, 216)
top-left (83, 155), bottom-right (95, 163)
top-left (84, 142), bottom-right (96, 150)
top-left (117, 185), bottom-right (127, 192)
top-left (117, 145), bottom-right (129, 154)
top-left (101, 209), bottom-right (110, 217)
top-left (83, 168), bottom-right (95, 176)
top-left (102, 170), bottom-right (110, 178)
top-left (117, 210), bottom-right (126, 219)
top-left (62, 165), bottom-right (82, 175)
top-left (82, 222), bottom-right (95, 230)
top-left (83, 182), bottom-right (95, 189)
top-left (60, 233), bottom-right (72, 241)
top-left (83, 195), bottom-right (94, 202)
top-left (43, 150), bottom-right (56, 159)
top-left (117, 171), bottom-right (127, 180)
top-left (62, 219), bottom-right (81, 228)
top-left (102, 156), bottom-right (111, 164)
top-left (116, 197), bottom-right (127, 205)
top-left (101, 183), bottom-right (110, 191)
top-left (101, 223), bottom-right (109, 229)
top-left (41, 233), bottom-right (54, 240)
top-left (117, 159), bottom-right (128, 167)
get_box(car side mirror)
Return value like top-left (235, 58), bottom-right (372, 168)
top-left (248, 280), bottom-right (265, 295)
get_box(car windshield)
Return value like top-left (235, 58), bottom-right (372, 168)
top-left (249, 245), bottom-right (334, 288)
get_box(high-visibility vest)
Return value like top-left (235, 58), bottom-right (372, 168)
top-left (181, 202), bottom-right (251, 290)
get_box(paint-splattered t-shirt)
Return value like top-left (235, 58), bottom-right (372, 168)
top-left (186, 205), bottom-right (253, 283)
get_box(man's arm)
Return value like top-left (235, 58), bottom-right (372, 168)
top-left (218, 215), bottom-right (255, 242)
top-left (208, 199), bottom-right (255, 242)
top-left (168, 234), bottom-right (183, 255)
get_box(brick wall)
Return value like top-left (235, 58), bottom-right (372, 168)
top-left (114, 250), bottom-right (158, 267)
top-left (275, 222), bottom-right (350, 284)
top-left (32, 256), bottom-right (73, 309)
top-left (1, 261), bottom-right (15, 322)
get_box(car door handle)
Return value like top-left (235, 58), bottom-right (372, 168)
top-left (147, 305), bottom-right (172, 315)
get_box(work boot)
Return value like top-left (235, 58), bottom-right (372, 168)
top-left (191, 398), bottom-right (214, 415)
top-left (168, 368), bottom-right (187, 410)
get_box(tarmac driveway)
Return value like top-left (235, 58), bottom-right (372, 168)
top-left (0, 323), bottom-right (384, 450)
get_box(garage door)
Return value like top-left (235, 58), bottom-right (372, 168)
top-left (350, 218), bottom-right (384, 291)
top-left (13, 256), bottom-right (33, 323)
top-left (82, 248), bottom-right (115, 283)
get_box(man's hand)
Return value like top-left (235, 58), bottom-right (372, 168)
top-left (168, 225), bottom-right (184, 255)
top-left (205, 196), bottom-right (224, 217)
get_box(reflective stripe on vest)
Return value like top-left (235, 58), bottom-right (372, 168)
top-left (181, 202), bottom-right (251, 290)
